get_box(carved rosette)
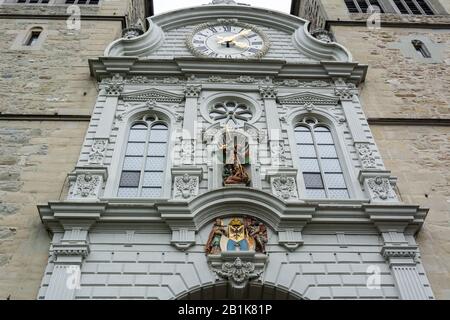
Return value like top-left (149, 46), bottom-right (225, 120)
top-left (355, 143), bottom-right (377, 169)
top-left (69, 174), bottom-right (102, 200)
top-left (272, 176), bottom-right (298, 201)
top-left (213, 257), bottom-right (261, 289)
top-left (366, 177), bottom-right (398, 202)
top-left (382, 247), bottom-right (417, 260)
top-left (174, 174), bottom-right (199, 200)
top-left (184, 85), bottom-right (202, 98)
top-left (259, 86), bottom-right (278, 100)
top-left (88, 139), bottom-right (108, 165)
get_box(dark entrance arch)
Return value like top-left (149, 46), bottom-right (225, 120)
top-left (176, 282), bottom-right (304, 300)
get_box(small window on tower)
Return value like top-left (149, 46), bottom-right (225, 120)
top-left (25, 27), bottom-right (43, 46)
top-left (412, 40), bottom-right (431, 58)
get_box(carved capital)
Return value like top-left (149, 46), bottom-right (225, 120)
top-left (366, 176), bottom-right (398, 202)
top-left (259, 86), bottom-right (278, 100)
top-left (88, 139), bottom-right (108, 166)
top-left (184, 85), bottom-right (202, 98)
top-left (68, 168), bottom-right (107, 200)
top-left (174, 174), bottom-right (200, 200)
top-left (272, 176), bottom-right (298, 201)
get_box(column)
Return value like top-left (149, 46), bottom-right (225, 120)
top-left (45, 228), bottom-right (90, 300)
top-left (380, 231), bottom-right (430, 300)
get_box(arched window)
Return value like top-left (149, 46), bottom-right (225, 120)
top-left (412, 40), bottom-right (431, 58)
top-left (294, 117), bottom-right (349, 199)
top-left (118, 115), bottom-right (169, 198)
top-left (25, 27), bottom-right (43, 46)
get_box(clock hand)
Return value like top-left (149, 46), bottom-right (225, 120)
top-left (216, 29), bottom-right (252, 44)
top-left (232, 40), bottom-right (249, 49)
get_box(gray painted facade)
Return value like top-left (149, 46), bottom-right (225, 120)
top-left (37, 2), bottom-right (433, 300)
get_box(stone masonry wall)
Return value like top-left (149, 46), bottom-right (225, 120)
top-left (0, 121), bottom-right (88, 299)
top-left (0, 5), bottom-right (130, 299)
top-left (332, 25), bottom-right (450, 299)
top-left (0, 19), bottom-right (122, 115)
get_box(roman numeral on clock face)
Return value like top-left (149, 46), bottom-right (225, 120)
top-left (208, 27), bottom-right (218, 33)
top-left (248, 47), bottom-right (260, 54)
top-left (223, 25), bottom-right (231, 32)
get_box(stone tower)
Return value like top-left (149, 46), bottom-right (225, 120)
top-left (291, 0), bottom-right (450, 299)
top-left (0, 0), bottom-right (151, 300)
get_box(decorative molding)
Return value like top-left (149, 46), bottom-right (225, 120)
top-left (88, 139), bottom-right (108, 166)
top-left (208, 252), bottom-right (267, 289)
top-left (311, 29), bottom-right (334, 43)
top-left (180, 139), bottom-right (196, 165)
top-left (171, 167), bottom-right (203, 201)
top-left (104, 82), bottom-right (124, 97)
top-left (334, 88), bottom-right (355, 101)
top-left (278, 92), bottom-right (339, 106)
top-left (275, 79), bottom-right (331, 88)
top-left (68, 168), bottom-right (108, 201)
top-left (381, 246), bottom-right (418, 260)
top-left (214, 257), bottom-right (260, 289)
top-left (122, 26), bottom-right (144, 39)
top-left (121, 88), bottom-right (185, 103)
top-left (184, 85), bottom-right (202, 98)
top-left (270, 140), bottom-right (286, 166)
top-left (52, 244), bottom-right (90, 260)
top-left (71, 174), bottom-right (101, 199)
top-left (174, 174), bottom-right (200, 200)
top-left (259, 86), bottom-right (278, 100)
top-left (355, 143), bottom-right (377, 169)
top-left (366, 177), bottom-right (398, 202)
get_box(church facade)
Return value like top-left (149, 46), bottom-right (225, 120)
top-left (35, 2), bottom-right (434, 300)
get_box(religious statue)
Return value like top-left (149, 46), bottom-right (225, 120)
top-left (220, 130), bottom-right (251, 186)
top-left (247, 221), bottom-right (268, 254)
top-left (205, 218), bottom-right (227, 255)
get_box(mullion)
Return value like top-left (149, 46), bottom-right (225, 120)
top-left (137, 124), bottom-right (152, 196)
top-left (311, 125), bottom-right (330, 198)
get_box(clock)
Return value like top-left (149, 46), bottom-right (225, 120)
top-left (187, 20), bottom-right (270, 59)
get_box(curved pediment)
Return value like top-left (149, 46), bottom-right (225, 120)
top-left (104, 3), bottom-right (352, 63)
top-left (121, 88), bottom-right (185, 103)
top-left (278, 92), bottom-right (340, 106)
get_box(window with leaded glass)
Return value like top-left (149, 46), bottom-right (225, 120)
top-left (118, 116), bottom-right (169, 198)
top-left (294, 118), bottom-right (349, 199)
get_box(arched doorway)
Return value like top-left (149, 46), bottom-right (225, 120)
top-left (177, 282), bottom-right (304, 300)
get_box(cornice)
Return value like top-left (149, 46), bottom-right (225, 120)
top-left (38, 189), bottom-right (428, 235)
top-left (89, 57), bottom-right (368, 84)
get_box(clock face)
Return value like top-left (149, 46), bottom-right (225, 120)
top-left (189, 23), bottom-right (269, 59)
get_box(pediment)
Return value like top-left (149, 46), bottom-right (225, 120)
top-left (278, 92), bottom-right (339, 106)
top-left (122, 88), bottom-right (185, 103)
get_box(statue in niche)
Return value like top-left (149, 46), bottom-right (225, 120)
top-left (205, 218), bottom-right (227, 255)
top-left (206, 217), bottom-right (268, 255)
top-left (220, 129), bottom-right (251, 186)
top-left (246, 217), bottom-right (268, 254)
